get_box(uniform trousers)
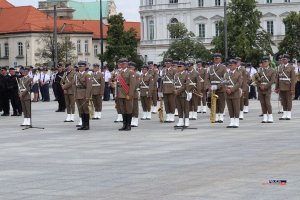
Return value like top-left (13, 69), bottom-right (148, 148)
top-left (294, 81), bottom-right (300, 99)
top-left (64, 94), bottom-right (75, 114)
top-left (163, 93), bottom-right (175, 114)
top-left (198, 90), bottom-right (207, 106)
top-left (151, 89), bottom-right (158, 107)
top-left (76, 99), bottom-right (89, 115)
top-left (176, 96), bottom-right (189, 118)
top-left (9, 90), bottom-right (22, 114)
top-left (21, 99), bottom-right (31, 118)
top-left (226, 98), bottom-right (240, 118)
top-left (117, 98), bottom-right (133, 114)
top-left (132, 98), bottom-right (139, 118)
top-left (244, 90), bottom-right (249, 106)
top-left (258, 92), bottom-right (272, 114)
top-left (216, 91), bottom-right (226, 113)
top-left (92, 95), bottom-right (102, 112)
top-left (189, 94), bottom-right (198, 112)
top-left (141, 96), bottom-right (151, 112)
top-left (279, 91), bottom-right (293, 111)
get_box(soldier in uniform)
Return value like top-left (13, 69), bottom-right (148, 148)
top-left (55, 64), bottom-right (66, 112)
top-left (128, 62), bottom-right (140, 127)
top-left (174, 62), bottom-right (190, 127)
top-left (0, 67), bottom-right (10, 116)
top-left (74, 62), bottom-right (93, 130)
top-left (196, 60), bottom-right (209, 114)
top-left (255, 56), bottom-right (276, 123)
top-left (111, 65), bottom-right (123, 123)
top-left (91, 63), bottom-right (105, 120)
top-left (140, 66), bottom-right (154, 120)
top-left (235, 57), bottom-right (247, 120)
top-left (116, 58), bottom-right (136, 131)
top-left (61, 63), bottom-right (76, 122)
top-left (275, 54), bottom-right (296, 120)
top-left (294, 60), bottom-right (300, 100)
top-left (208, 53), bottom-right (227, 123)
top-left (18, 68), bottom-right (32, 126)
top-left (224, 59), bottom-right (242, 128)
top-left (159, 58), bottom-right (176, 123)
top-left (148, 61), bottom-right (159, 114)
top-left (187, 62), bottom-right (200, 120)
top-left (8, 68), bottom-right (22, 116)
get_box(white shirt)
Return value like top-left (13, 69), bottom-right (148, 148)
top-left (246, 67), bottom-right (257, 77)
top-left (294, 65), bottom-right (300, 73)
top-left (41, 72), bottom-right (50, 84)
top-left (33, 73), bottom-right (40, 84)
top-left (103, 70), bottom-right (111, 82)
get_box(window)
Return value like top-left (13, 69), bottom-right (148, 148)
top-left (94, 45), bottom-right (98, 56)
top-left (77, 40), bottom-right (81, 53)
top-left (267, 21), bottom-right (274, 35)
top-left (215, 22), bottom-right (220, 37)
top-left (284, 0), bottom-right (290, 2)
top-left (170, 18), bottom-right (179, 24)
top-left (266, 0), bottom-right (272, 3)
top-left (198, 0), bottom-right (204, 7)
top-left (84, 40), bottom-right (89, 53)
top-left (147, 0), bottom-right (153, 5)
top-left (18, 42), bottom-right (23, 56)
top-left (149, 20), bottom-right (154, 40)
top-left (4, 43), bottom-right (9, 57)
top-left (199, 24), bottom-right (205, 39)
top-left (215, 0), bottom-right (220, 6)
top-left (169, 0), bottom-right (178, 3)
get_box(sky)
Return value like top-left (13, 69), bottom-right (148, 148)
top-left (7, 0), bottom-right (140, 21)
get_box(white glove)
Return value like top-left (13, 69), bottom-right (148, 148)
top-left (158, 92), bottom-right (163, 98)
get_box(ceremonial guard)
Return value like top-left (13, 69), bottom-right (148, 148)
top-left (275, 54), bottom-right (296, 120)
top-left (174, 62), bottom-right (190, 127)
top-left (0, 67), bottom-right (9, 116)
top-left (8, 68), bottom-right (22, 116)
top-left (61, 63), bottom-right (76, 122)
top-left (224, 59), bottom-right (242, 128)
top-left (236, 57), bottom-right (249, 120)
top-left (18, 68), bottom-right (32, 126)
top-left (116, 58), bottom-right (136, 131)
top-left (196, 60), bottom-right (209, 113)
top-left (128, 62), bottom-right (140, 127)
top-left (91, 64), bottom-right (105, 120)
top-left (208, 53), bottom-right (227, 123)
top-left (294, 60), bottom-right (300, 100)
top-left (140, 66), bottom-right (154, 120)
top-left (159, 58), bottom-right (176, 123)
top-left (54, 64), bottom-right (66, 112)
top-left (74, 62), bottom-right (92, 130)
top-left (254, 56), bottom-right (276, 123)
top-left (111, 65), bottom-right (123, 123)
top-left (187, 62), bottom-right (200, 120)
top-left (148, 61), bottom-right (159, 114)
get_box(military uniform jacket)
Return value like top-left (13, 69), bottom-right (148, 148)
top-left (174, 71), bottom-right (187, 98)
top-left (18, 75), bottom-right (32, 100)
top-left (91, 71), bottom-right (105, 96)
top-left (109, 69), bottom-right (119, 88)
top-left (237, 66), bottom-right (248, 92)
top-left (140, 73), bottom-right (154, 97)
top-left (62, 70), bottom-right (75, 95)
top-left (116, 68), bottom-right (136, 98)
top-left (74, 71), bottom-right (92, 100)
top-left (186, 69), bottom-right (201, 94)
top-left (208, 64), bottom-right (227, 92)
top-left (224, 70), bottom-right (242, 99)
top-left (256, 67), bottom-right (276, 94)
top-left (197, 67), bottom-right (209, 92)
top-left (276, 64), bottom-right (296, 91)
top-left (160, 67), bottom-right (176, 94)
top-left (148, 69), bottom-right (159, 91)
top-left (133, 71), bottom-right (140, 99)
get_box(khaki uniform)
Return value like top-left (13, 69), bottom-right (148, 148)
top-left (276, 64), bottom-right (296, 111)
top-left (174, 71), bottom-right (189, 118)
top-left (186, 69), bottom-right (200, 113)
top-left (160, 67), bottom-right (176, 114)
top-left (237, 66), bottom-right (248, 112)
top-left (91, 71), bottom-right (105, 112)
top-left (111, 69), bottom-right (122, 115)
top-left (148, 69), bottom-right (159, 108)
top-left (197, 67), bottom-right (209, 109)
top-left (75, 72), bottom-right (93, 115)
top-left (140, 73), bottom-right (154, 112)
top-left (132, 72), bottom-right (140, 118)
top-left (62, 70), bottom-right (75, 114)
top-left (243, 70), bottom-right (251, 107)
top-left (208, 64), bottom-right (227, 114)
top-left (18, 75), bottom-right (32, 118)
top-left (224, 70), bottom-right (242, 118)
top-left (256, 67), bottom-right (276, 114)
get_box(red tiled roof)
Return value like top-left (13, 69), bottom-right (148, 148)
top-left (0, 0), bottom-right (14, 8)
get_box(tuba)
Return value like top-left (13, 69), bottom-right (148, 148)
top-left (210, 90), bottom-right (219, 123)
top-left (158, 97), bottom-right (164, 123)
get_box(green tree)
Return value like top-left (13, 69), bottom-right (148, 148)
top-left (211, 0), bottom-right (274, 66)
top-left (162, 22), bottom-right (211, 62)
top-left (100, 13), bottom-right (143, 69)
top-left (278, 11), bottom-right (300, 60)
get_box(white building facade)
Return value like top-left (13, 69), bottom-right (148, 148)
top-left (140, 0), bottom-right (300, 63)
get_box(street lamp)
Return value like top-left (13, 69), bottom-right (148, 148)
top-left (99, 0), bottom-right (104, 70)
top-left (25, 40), bottom-right (30, 66)
top-left (53, 5), bottom-right (58, 68)
top-left (224, 0), bottom-right (228, 61)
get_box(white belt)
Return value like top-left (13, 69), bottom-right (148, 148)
top-left (227, 85), bottom-right (233, 88)
top-left (140, 86), bottom-right (149, 89)
top-left (211, 81), bottom-right (221, 84)
top-left (279, 78), bottom-right (290, 81)
top-left (261, 82), bottom-right (268, 85)
top-left (200, 80), bottom-right (204, 83)
top-left (163, 81), bottom-right (173, 84)
top-left (20, 89), bottom-right (26, 92)
top-left (189, 83), bottom-right (196, 86)
top-left (92, 84), bottom-right (101, 86)
top-left (175, 86), bottom-right (181, 89)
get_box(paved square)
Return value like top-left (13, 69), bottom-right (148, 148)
top-left (0, 97), bottom-right (300, 200)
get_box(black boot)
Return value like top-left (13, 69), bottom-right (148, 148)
top-left (77, 114), bottom-right (86, 130)
top-left (119, 114), bottom-right (127, 131)
top-left (82, 114), bottom-right (90, 130)
top-left (125, 114), bottom-right (132, 131)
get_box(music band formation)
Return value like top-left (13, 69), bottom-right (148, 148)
top-left (1, 53), bottom-right (299, 131)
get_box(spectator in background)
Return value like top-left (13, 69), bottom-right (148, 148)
top-left (40, 68), bottom-right (50, 102)
top-left (103, 66), bottom-right (111, 101)
top-left (32, 68), bottom-right (40, 102)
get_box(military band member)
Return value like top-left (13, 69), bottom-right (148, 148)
top-left (294, 60), bottom-right (300, 100)
top-left (196, 60), bottom-right (209, 113)
top-left (224, 59), bottom-right (242, 128)
top-left (187, 62), bottom-right (200, 120)
top-left (174, 62), bottom-right (190, 127)
top-left (91, 63), bottom-right (105, 120)
top-left (148, 61), bottom-right (159, 114)
top-left (111, 65), bottom-right (123, 123)
top-left (275, 54), bottom-right (296, 120)
top-left (74, 62), bottom-right (92, 130)
top-left (159, 58), bottom-right (176, 123)
top-left (140, 66), bottom-right (154, 120)
top-left (18, 68), bottom-right (32, 126)
top-left (128, 62), bottom-right (140, 127)
top-left (235, 57), bottom-right (248, 120)
top-left (208, 53), bottom-right (227, 123)
top-left (255, 56), bottom-right (276, 123)
top-left (116, 58), bottom-right (136, 131)
top-left (172, 60), bottom-right (179, 116)
top-left (61, 63), bottom-right (76, 122)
